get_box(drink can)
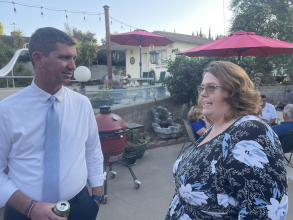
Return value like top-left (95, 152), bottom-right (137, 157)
top-left (53, 201), bottom-right (70, 217)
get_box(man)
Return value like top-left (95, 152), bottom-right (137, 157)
top-left (272, 104), bottom-right (293, 141)
top-left (0, 27), bottom-right (104, 220)
top-left (261, 95), bottom-right (277, 126)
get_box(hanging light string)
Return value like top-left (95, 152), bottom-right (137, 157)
top-left (110, 16), bottom-right (138, 30)
top-left (0, 0), bottom-right (140, 30)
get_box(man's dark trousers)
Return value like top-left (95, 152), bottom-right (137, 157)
top-left (4, 187), bottom-right (99, 220)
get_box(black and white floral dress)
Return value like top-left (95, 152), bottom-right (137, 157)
top-left (166, 115), bottom-right (288, 220)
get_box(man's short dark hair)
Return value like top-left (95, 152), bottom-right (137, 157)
top-left (29, 27), bottom-right (76, 68)
top-left (261, 95), bottom-right (266, 99)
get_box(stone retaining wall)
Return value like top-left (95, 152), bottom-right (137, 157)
top-left (259, 85), bottom-right (293, 102)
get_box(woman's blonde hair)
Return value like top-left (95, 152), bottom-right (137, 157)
top-left (187, 106), bottom-right (202, 122)
top-left (198, 61), bottom-right (262, 122)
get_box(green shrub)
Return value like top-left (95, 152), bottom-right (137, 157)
top-left (281, 80), bottom-right (293, 85)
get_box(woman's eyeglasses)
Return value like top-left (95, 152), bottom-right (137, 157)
top-left (197, 85), bottom-right (222, 94)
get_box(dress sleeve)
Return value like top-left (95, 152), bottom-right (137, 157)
top-left (222, 121), bottom-right (288, 219)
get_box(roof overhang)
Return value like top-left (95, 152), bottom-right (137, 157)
top-left (98, 42), bottom-right (138, 51)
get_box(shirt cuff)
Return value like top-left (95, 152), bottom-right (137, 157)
top-left (0, 180), bottom-right (18, 208)
top-left (87, 172), bottom-right (106, 188)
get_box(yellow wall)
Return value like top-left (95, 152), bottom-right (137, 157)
top-left (125, 41), bottom-right (201, 80)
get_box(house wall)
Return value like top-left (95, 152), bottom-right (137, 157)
top-left (125, 41), bottom-right (200, 80)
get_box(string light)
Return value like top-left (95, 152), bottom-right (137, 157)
top-left (12, 2), bottom-right (16, 14)
top-left (1, 1), bottom-right (139, 29)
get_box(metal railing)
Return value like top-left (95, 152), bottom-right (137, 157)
top-left (78, 86), bottom-right (169, 109)
top-left (0, 76), bottom-right (34, 88)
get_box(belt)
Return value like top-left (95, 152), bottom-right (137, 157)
top-left (68, 186), bottom-right (87, 205)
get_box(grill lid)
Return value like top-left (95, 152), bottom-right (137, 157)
top-left (96, 107), bottom-right (126, 133)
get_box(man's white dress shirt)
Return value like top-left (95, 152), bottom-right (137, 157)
top-left (262, 102), bottom-right (277, 121)
top-left (0, 81), bottom-right (104, 208)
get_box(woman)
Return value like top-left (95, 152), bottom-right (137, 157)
top-left (187, 107), bottom-right (209, 139)
top-left (166, 61), bottom-right (288, 219)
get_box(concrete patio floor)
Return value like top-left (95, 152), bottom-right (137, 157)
top-left (1, 143), bottom-right (293, 220)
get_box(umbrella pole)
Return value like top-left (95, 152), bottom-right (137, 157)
top-left (238, 53), bottom-right (241, 65)
top-left (140, 44), bottom-right (142, 78)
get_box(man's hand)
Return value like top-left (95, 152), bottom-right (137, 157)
top-left (30, 202), bottom-right (67, 220)
top-left (92, 186), bottom-right (103, 208)
top-left (94, 200), bottom-right (101, 208)
top-left (268, 118), bottom-right (276, 126)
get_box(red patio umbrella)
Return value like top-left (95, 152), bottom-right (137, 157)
top-left (177, 31), bottom-right (293, 64)
top-left (110, 29), bottom-right (174, 77)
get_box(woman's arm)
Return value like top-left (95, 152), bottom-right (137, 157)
top-left (196, 127), bottom-right (206, 136)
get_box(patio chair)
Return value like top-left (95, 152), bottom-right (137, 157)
top-left (177, 118), bottom-right (197, 159)
top-left (281, 130), bottom-right (293, 167)
top-left (143, 72), bottom-right (150, 84)
top-left (154, 71), bottom-right (166, 84)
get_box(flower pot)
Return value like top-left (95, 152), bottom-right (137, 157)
top-left (125, 155), bottom-right (137, 165)
top-left (135, 140), bottom-right (147, 159)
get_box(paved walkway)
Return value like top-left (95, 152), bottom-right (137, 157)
top-left (1, 144), bottom-right (293, 220)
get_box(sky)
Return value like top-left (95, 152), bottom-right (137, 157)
top-left (0, 0), bottom-right (233, 44)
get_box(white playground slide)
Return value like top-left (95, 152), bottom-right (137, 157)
top-left (0, 48), bottom-right (29, 76)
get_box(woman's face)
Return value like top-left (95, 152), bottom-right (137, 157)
top-left (199, 72), bottom-right (232, 123)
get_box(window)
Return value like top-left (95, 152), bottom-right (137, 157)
top-left (130, 49), bottom-right (133, 54)
top-left (157, 49), bottom-right (167, 65)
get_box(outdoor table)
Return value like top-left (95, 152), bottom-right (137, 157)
top-left (125, 122), bottom-right (144, 144)
top-left (129, 78), bottom-right (154, 87)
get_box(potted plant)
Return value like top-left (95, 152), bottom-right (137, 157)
top-left (125, 128), bottom-right (147, 160)
top-left (139, 132), bottom-right (151, 143)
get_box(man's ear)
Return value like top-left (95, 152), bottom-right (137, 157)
top-left (32, 51), bottom-right (43, 68)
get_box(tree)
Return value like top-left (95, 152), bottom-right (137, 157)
top-left (229, 0), bottom-right (293, 77)
top-left (63, 23), bottom-right (98, 67)
top-left (199, 28), bottom-right (203, 37)
top-left (209, 27), bottom-right (211, 39)
top-left (74, 39), bottom-right (97, 67)
top-left (63, 22), bottom-right (97, 43)
top-left (192, 31), bottom-right (194, 36)
top-left (163, 53), bottom-right (261, 104)
top-left (0, 39), bottom-right (15, 68)
top-left (13, 29), bottom-right (25, 49)
top-left (0, 22), bottom-right (3, 35)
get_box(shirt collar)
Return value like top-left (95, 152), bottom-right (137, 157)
top-left (281, 121), bottom-right (293, 124)
top-left (31, 80), bottom-right (64, 104)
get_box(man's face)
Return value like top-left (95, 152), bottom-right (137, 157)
top-left (261, 98), bottom-right (267, 108)
top-left (41, 42), bottom-right (77, 88)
